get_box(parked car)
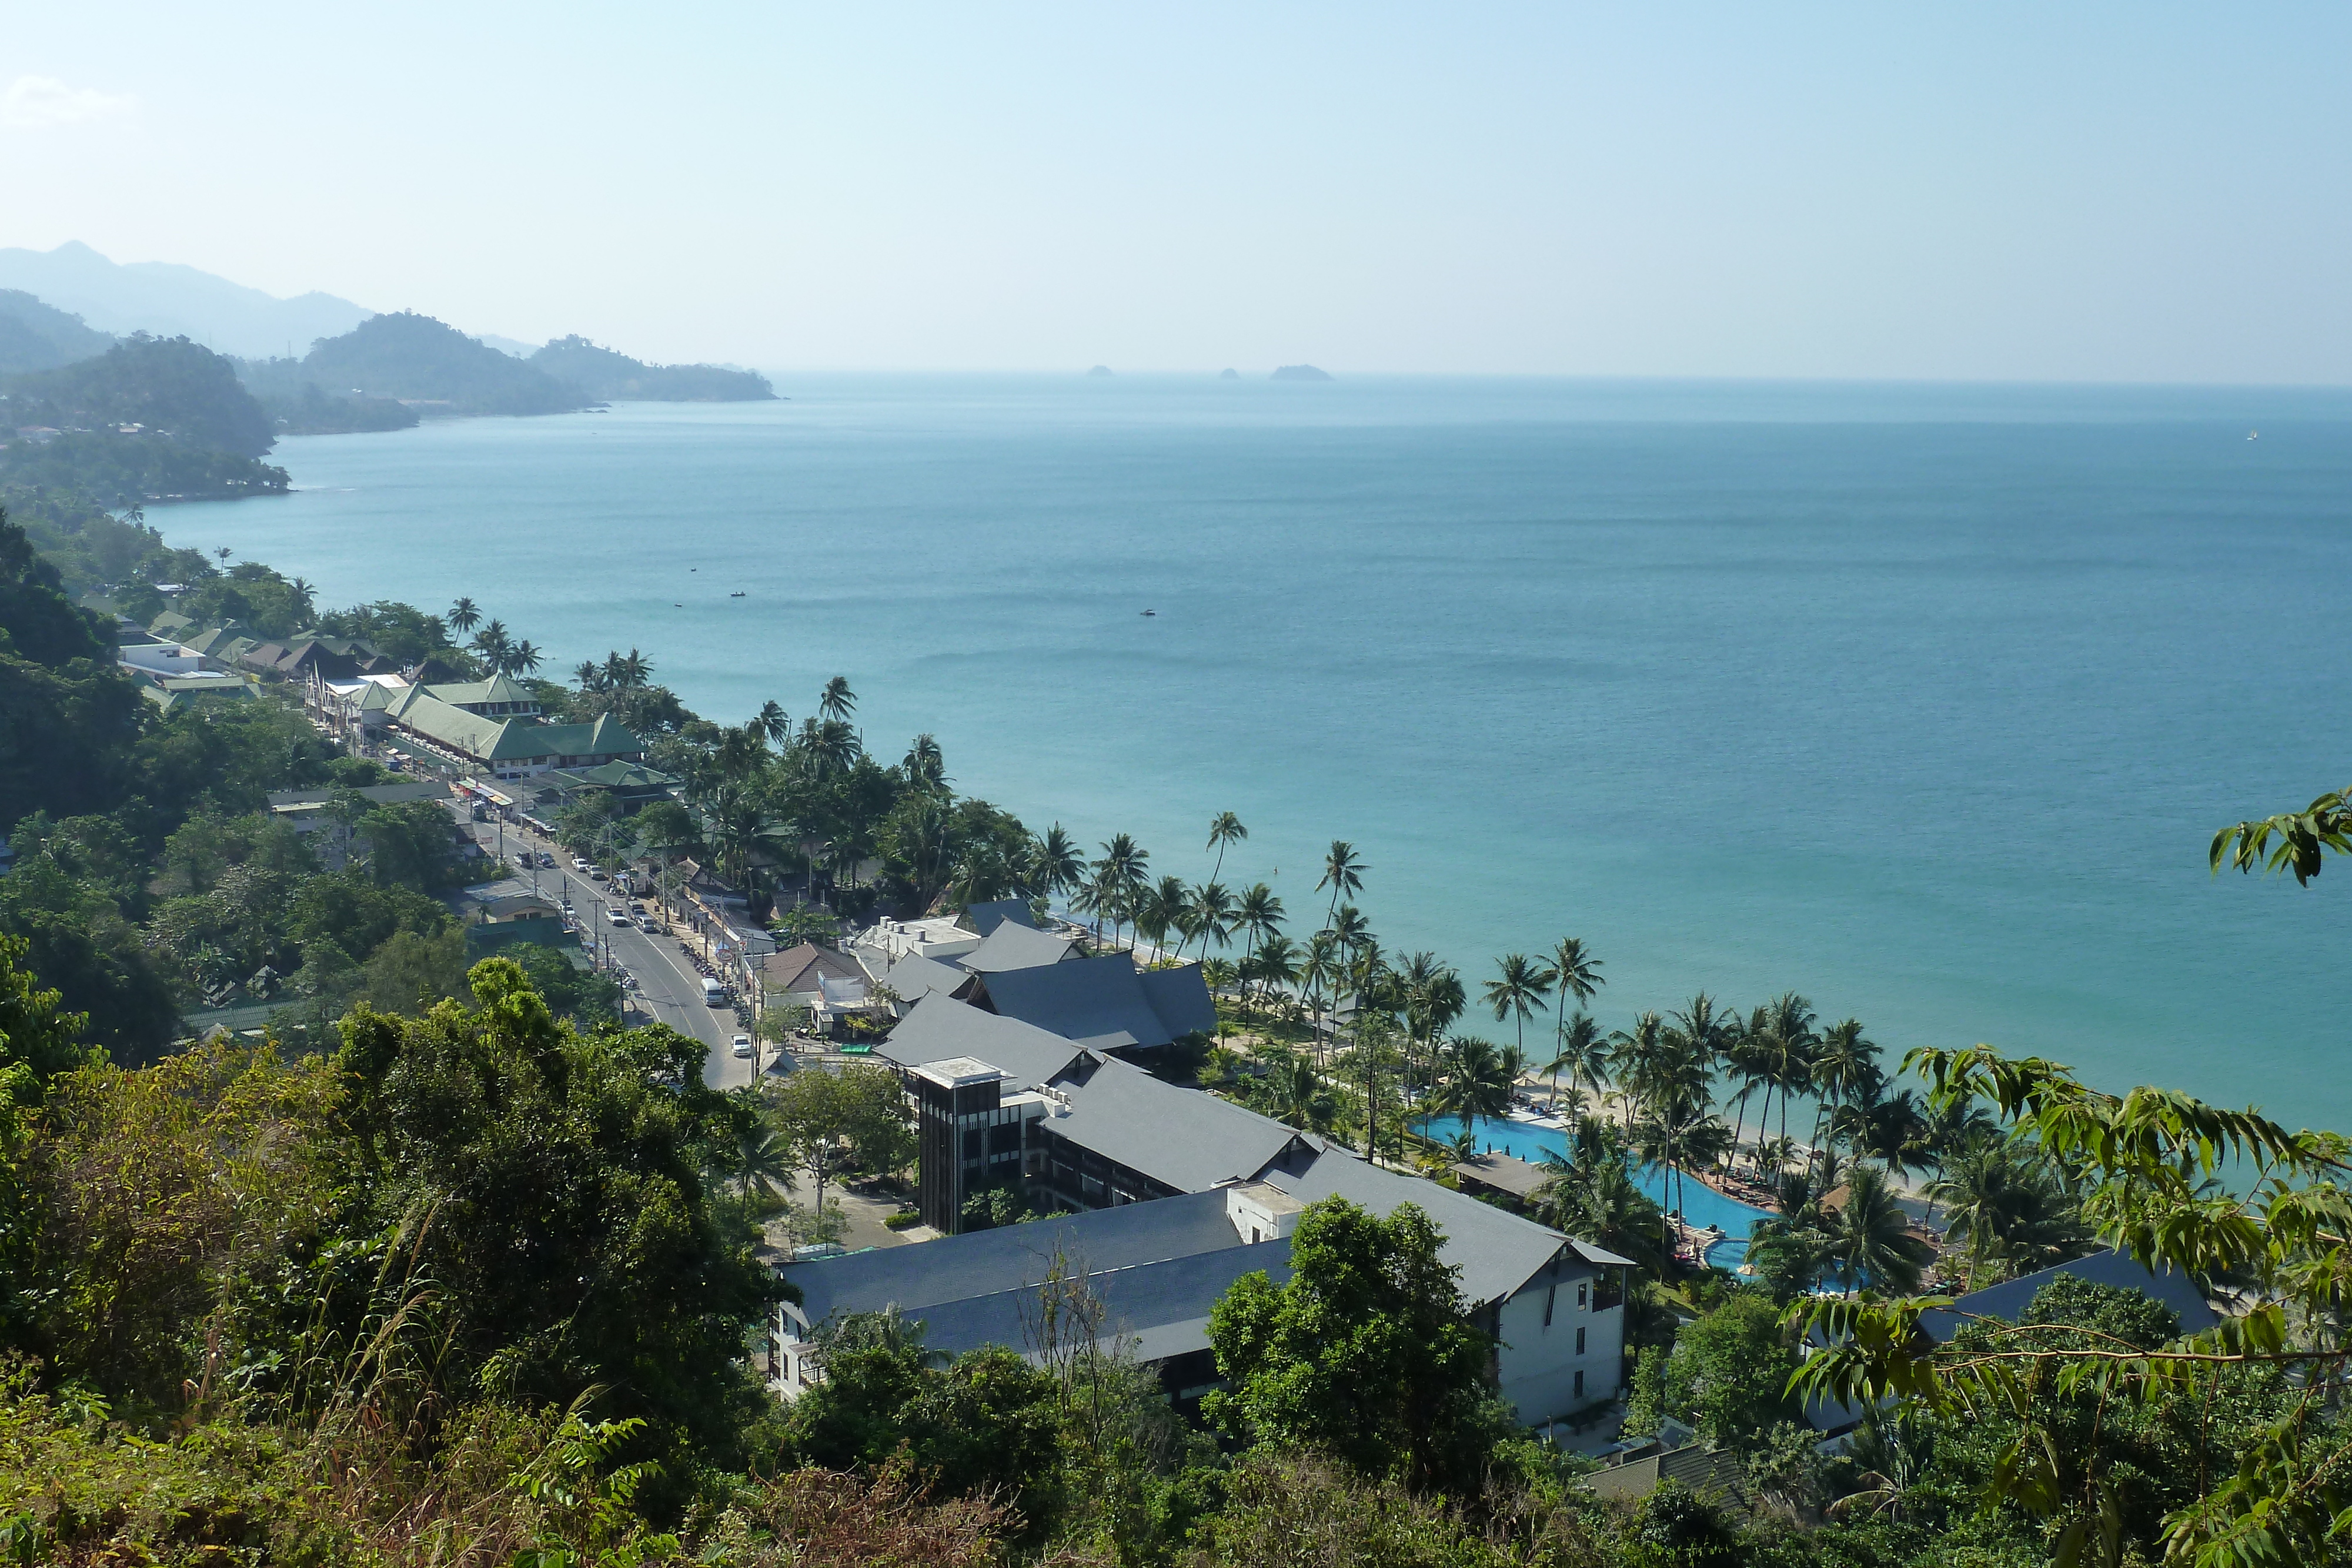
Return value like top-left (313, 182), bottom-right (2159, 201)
top-left (539, 852), bottom-right (555, 868)
top-left (572, 857), bottom-right (590, 872)
top-left (731, 1034), bottom-right (753, 1058)
top-left (607, 908), bottom-right (630, 927)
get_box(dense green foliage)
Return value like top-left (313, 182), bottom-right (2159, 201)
top-left (2, 333), bottom-right (277, 456)
top-left (259, 378), bottom-right (422, 434)
top-left (529, 335), bottom-right (776, 402)
top-left (299, 312), bottom-right (583, 416)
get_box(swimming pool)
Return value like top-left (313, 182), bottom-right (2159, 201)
top-left (1419, 1115), bottom-right (1770, 1269)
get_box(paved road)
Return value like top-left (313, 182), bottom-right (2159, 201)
top-left (455, 814), bottom-right (774, 1092)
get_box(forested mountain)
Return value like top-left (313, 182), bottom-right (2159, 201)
top-left (2, 335), bottom-right (276, 457)
top-left (298, 311), bottom-right (584, 416)
top-left (529, 334), bottom-right (775, 401)
top-left (0, 289), bottom-right (114, 375)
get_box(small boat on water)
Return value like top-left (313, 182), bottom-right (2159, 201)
top-left (730, 591), bottom-right (746, 597)
top-left (1141, 609), bottom-right (1156, 616)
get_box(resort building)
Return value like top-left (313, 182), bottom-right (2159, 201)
top-left (778, 995), bottom-right (1631, 1426)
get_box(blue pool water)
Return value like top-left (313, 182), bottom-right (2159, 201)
top-left (1420, 1115), bottom-right (1770, 1268)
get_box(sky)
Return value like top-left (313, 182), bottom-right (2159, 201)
top-left (4, 4), bottom-right (2349, 380)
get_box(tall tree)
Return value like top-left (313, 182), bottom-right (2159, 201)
top-left (1205, 811), bottom-right (1247, 888)
top-left (1480, 952), bottom-right (1555, 1066)
top-left (446, 596), bottom-right (481, 636)
top-left (818, 674), bottom-right (856, 724)
top-left (1315, 840), bottom-right (1365, 930)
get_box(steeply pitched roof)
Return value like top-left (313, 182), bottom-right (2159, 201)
top-left (1923, 1250), bottom-right (2217, 1343)
top-left (1137, 964), bottom-right (1217, 1037)
top-left (880, 952), bottom-right (973, 1007)
top-left (916, 1241), bottom-right (1290, 1366)
top-left (785, 1188), bottom-right (1246, 1327)
top-left (1045, 1052), bottom-right (1312, 1195)
top-left (421, 674), bottom-right (539, 707)
top-left (385, 690), bottom-right (646, 764)
top-left (761, 941), bottom-right (865, 993)
top-left (881, 995), bottom-right (1094, 1087)
top-left (960, 921), bottom-right (1075, 974)
top-left (974, 953), bottom-right (1213, 1049)
top-left (1262, 1145), bottom-right (1578, 1307)
top-left (961, 898), bottom-right (1039, 936)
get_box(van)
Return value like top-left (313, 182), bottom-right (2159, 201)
top-left (700, 978), bottom-right (727, 1007)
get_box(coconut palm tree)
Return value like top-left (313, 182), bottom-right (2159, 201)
top-left (287, 577), bottom-right (315, 622)
top-left (1301, 931), bottom-right (1343, 1062)
top-left (572, 660), bottom-right (606, 691)
top-left (1252, 1049), bottom-right (1338, 1134)
top-left (447, 597), bottom-right (482, 636)
top-left (818, 674), bottom-right (856, 723)
top-left (1809, 1018), bottom-right (1879, 1174)
top-left (1246, 935), bottom-right (1302, 1022)
top-left (1030, 824), bottom-right (1085, 905)
top-left (1834, 1076), bottom-right (1932, 1183)
top-left (1090, 834), bottom-right (1148, 951)
top-left (1205, 811), bottom-right (1247, 888)
top-left (1545, 1011), bottom-right (1609, 1111)
top-left (1753, 992), bottom-right (1819, 1166)
top-left (1315, 840), bottom-right (1366, 929)
top-left (1135, 875), bottom-right (1190, 959)
top-left (1744, 1171), bottom-right (1832, 1300)
top-left (1443, 1035), bottom-right (1516, 1146)
top-left (754, 700), bottom-right (791, 746)
top-left (1609, 1010), bottom-right (1666, 1136)
top-left (603, 647), bottom-right (653, 690)
top-left (724, 1118), bottom-right (798, 1205)
top-left (902, 733), bottom-right (945, 788)
top-left (1187, 880), bottom-right (1235, 962)
top-left (1534, 1120), bottom-right (1668, 1276)
top-left (1233, 882), bottom-right (1284, 1014)
top-left (509, 639), bottom-right (543, 676)
top-left (470, 618), bottom-right (512, 670)
top-left (1926, 1137), bottom-right (2094, 1288)
top-left (1820, 1164), bottom-right (1933, 1296)
top-left (1481, 952), bottom-right (1555, 1068)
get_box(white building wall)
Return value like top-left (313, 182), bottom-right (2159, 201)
top-left (1494, 1266), bottom-right (1625, 1425)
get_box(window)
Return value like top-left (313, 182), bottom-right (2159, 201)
top-left (1574, 1370), bottom-right (1584, 1398)
top-left (1576, 1326), bottom-right (1585, 1355)
top-left (1576, 1282), bottom-right (1588, 1310)
top-left (1542, 1283), bottom-right (1556, 1327)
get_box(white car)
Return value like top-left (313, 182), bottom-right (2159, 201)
top-left (572, 857), bottom-right (590, 872)
top-left (607, 908), bottom-right (630, 927)
top-left (731, 1034), bottom-right (753, 1058)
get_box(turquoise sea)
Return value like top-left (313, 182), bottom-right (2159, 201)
top-left (171, 377), bottom-right (2352, 1130)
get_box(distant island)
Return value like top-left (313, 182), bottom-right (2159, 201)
top-left (1272, 363), bottom-right (1333, 382)
top-left (528, 335), bottom-right (774, 402)
top-left (1220, 367), bottom-right (1239, 379)
top-left (1087, 365), bottom-right (1114, 376)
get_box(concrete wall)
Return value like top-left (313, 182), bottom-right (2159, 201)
top-left (1494, 1264), bottom-right (1624, 1425)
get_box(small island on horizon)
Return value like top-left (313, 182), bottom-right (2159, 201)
top-left (1272, 363), bottom-right (1332, 381)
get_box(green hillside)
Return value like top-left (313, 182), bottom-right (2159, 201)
top-left (0, 289), bottom-right (114, 375)
top-left (529, 334), bottom-right (774, 401)
top-left (1, 335), bottom-right (276, 457)
top-left (300, 311), bottom-right (583, 416)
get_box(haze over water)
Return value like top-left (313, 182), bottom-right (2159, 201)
top-left (175, 376), bottom-right (2352, 1128)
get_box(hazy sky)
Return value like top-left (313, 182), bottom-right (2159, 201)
top-left (5, 5), bottom-right (2348, 380)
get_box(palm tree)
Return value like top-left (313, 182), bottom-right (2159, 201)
top-left (727, 1118), bottom-right (798, 1205)
top-left (1248, 935), bottom-right (1301, 1021)
top-left (509, 639), bottom-right (543, 676)
top-left (818, 674), bottom-right (856, 723)
top-left (754, 700), bottom-right (791, 745)
top-left (1234, 882), bottom-right (1284, 1015)
top-left (1834, 1077), bottom-right (1931, 1183)
top-left (1545, 1011), bottom-right (1609, 1110)
top-left (1926, 1137), bottom-right (2094, 1288)
top-left (287, 577), bottom-right (315, 622)
top-left (572, 660), bottom-right (606, 691)
top-left (1315, 840), bottom-right (1366, 929)
top-left (1187, 880), bottom-right (1235, 962)
top-left (1744, 1171), bottom-right (1832, 1300)
top-left (1091, 834), bottom-right (1148, 951)
top-left (1301, 931), bottom-right (1344, 1063)
top-left (903, 734), bottom-right (945, 788)
top-left (1809, 1018), bottom-right (1879, 1174)
top-left (1442, 1035), bottom-right (1515, 1145)
top-left (214, 546), bottom-right (233, 568)
top-left (603, 647), bottom-right (653, 690)
top-left (1136, 875), bottom-right (1190, 959)
top-left (1481, 953), bottom-right (1556, 1068)
top-left (1253, 1050), bottom-right (1337, 1134)
top-left (470, 618), bottom-right (512, 671)
top-left (1205, 811), bottom-right (1247, 888)
top-left (1753, 992), bottom-right (1819, 1167)
top-left (1609, 1010), bottom-right (1668, 1136)
top-left (447, 597), bottom-right (482, 636)
top-left (1534, 1119), bottom-right (1668, 1276)
top-left (1820, 1164), bottom-right (1932, 1296)
top-left (1030, 824), bottom-right (1085, 905)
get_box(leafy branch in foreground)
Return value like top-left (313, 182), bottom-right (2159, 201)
top-left (1786, 1044), bottom-right (2352, 1567)
top-left (2210, 785), bottom-right (2352, 885)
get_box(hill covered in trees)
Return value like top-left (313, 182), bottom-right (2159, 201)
top-left (529, 335), bottom-right (775, 401)
top-left (290, 310), bottom-right (585, 416)
top-left (0, 289), bottom-right (115, 375)
top-left (0, 336), bottom-right (291, 504)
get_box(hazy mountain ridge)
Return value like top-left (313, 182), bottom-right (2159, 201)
top-left (0, 242), bottom-right (372, 359)
top-left (0, 290), bottom-right (117, 375)
top-left (250, 311), bottom-right (583, 417)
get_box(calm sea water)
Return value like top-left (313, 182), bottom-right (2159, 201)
top-left (171, 377), bottom-right (2352, 1129)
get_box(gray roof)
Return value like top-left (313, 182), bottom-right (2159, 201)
top-left (1922, 1249), bottom-right (2218, 1343)
top-left (1138, 964), bottom-right (1218, 1036)
top-left (976, 953), bottom-right (1214, 1049)
top-left (960, 921), bottom-right (1077, 974)
top-left (916, 1241), bottom-right (1292, 1366)
top-left (962, 898), bottom-right (1039, 936)
top-left (1045, 1053), bottom-right (1312, 1194)
top-left (784, 1188), bottom-right (1247, 1327)
top-left (1263, 1145), bottom-right (1579, 1307)
top-left (880, 952), bottom-right (973, 1007)
top-left (880, 994), bottom-right (1093, 1086)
